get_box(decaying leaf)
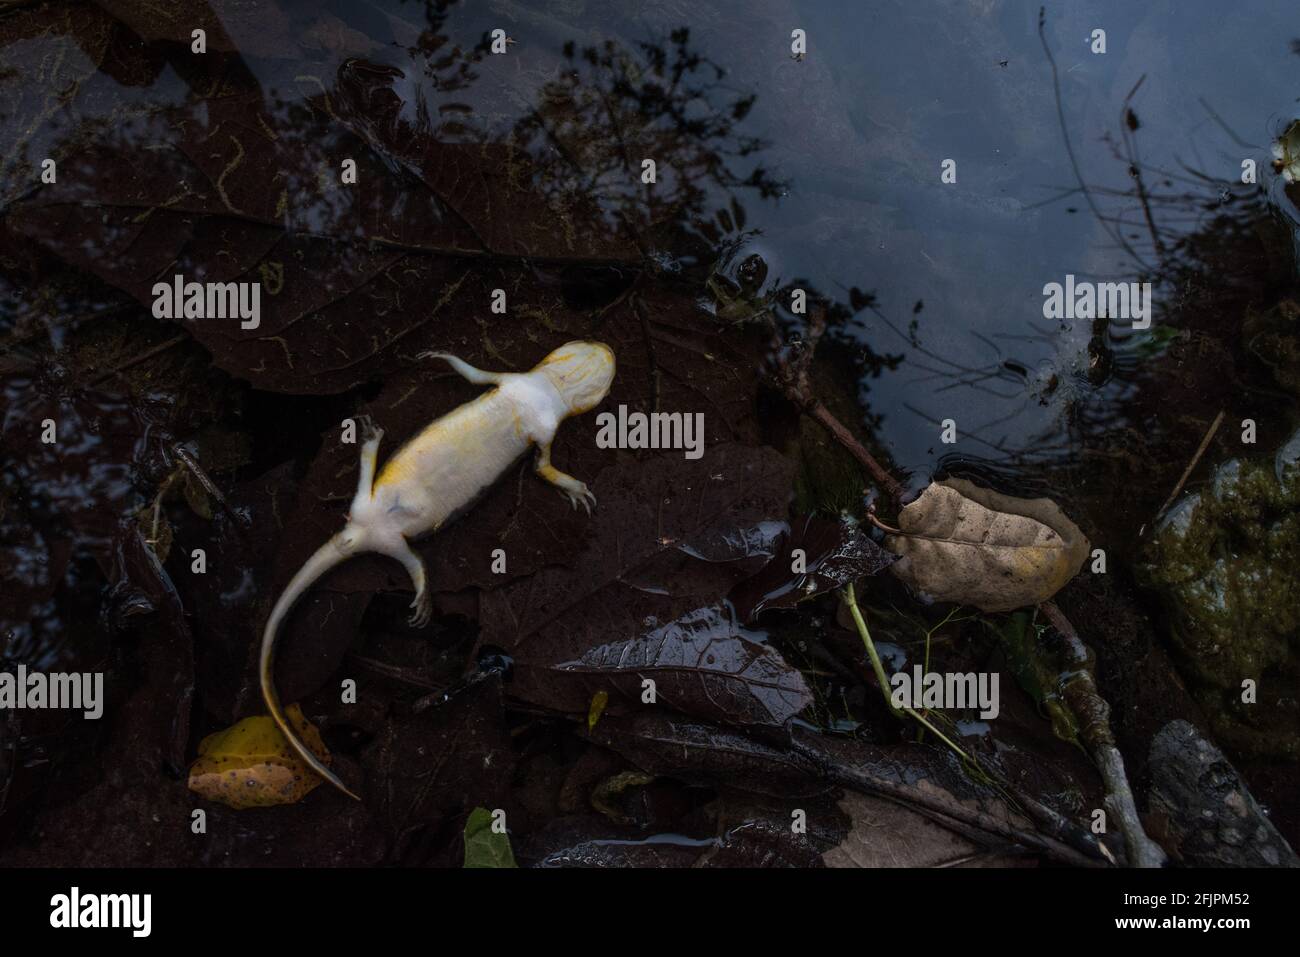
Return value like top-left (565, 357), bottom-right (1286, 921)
top-left (478, 444), bottom-right (805, 729)
top-left (729, 515), bottom-right (895, 621)
top-left (558, 605), bottom-right (813, 728)
top-left (885, 478), bottom-right (1089, 613)
top-left (822, 792), bottom-right (1024, 868)
top-left (187, 705), bottom-right (330, 809)
top-left (463, 807), bottom-right (518, 868)
top-left (181, 471), bottom-right (213, 520)
top-left (988, 611), bottom-right (1082, 749)
top-left (1273, 118), bottom-right (1300, 182)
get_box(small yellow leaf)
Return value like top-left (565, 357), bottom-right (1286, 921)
top-left (187, 704), bottom-right (331, 809)
top-left (587, 690), bottom-right (609, 732)
top-left (182, 471), bottom-right (213, 520)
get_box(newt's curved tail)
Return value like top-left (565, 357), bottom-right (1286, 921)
top-left (259, 531), bottom-right (361, 800)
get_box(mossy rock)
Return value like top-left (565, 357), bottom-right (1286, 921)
top-left (1140, 427), bottom-right (1300, 759)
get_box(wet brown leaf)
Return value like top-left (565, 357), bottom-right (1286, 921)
top-left (479, 444), bottom-right (807, 729)
top-left (822, 792), bottom-right (1031, 868)
top-left (729, 514), bottom-right (895, 621)
top-left (587, 712), bottom-right (831, 799)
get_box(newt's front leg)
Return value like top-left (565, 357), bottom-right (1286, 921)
top-left (535, 441), bottom-right (596, 514)
top-left (350, 415), bottom-right (384, 515)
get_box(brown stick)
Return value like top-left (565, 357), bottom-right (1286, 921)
top-left (171, 443), bottom-right (252, 531)
top-left (770, 303), bottom-right (904, 503)
top-left (1039, 600), bottom-right (1167, 868)
top-left (805, 399), bottom-right (904, 500)
top-left (789, 735), bottom-right (1105, 868)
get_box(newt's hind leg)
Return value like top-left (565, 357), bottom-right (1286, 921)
top-left (390, 535), bottom-right (432, 628)
top-left (418, 351), bottom-right (505, 386)
top-left (535, 442), bottom-right (596, 515)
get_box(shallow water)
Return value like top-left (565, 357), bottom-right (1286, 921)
top-left (8, 1), bottom-right (1298, 471)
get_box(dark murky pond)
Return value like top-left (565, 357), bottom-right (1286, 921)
top-left (1, 0), bottom-right (1297, 869)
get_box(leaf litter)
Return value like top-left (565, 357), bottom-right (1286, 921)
top-left (0, 0), bottom-right (1228, 869)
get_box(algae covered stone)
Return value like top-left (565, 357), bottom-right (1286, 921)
top-left (1140, 428), bottom-right (1300, 758)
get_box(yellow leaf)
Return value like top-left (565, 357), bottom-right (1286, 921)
top-left (187, 704), bottom-right (331, 809)
top-left (587, 690), bottom-right (609, 732)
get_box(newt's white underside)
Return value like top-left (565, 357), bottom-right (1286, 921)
top-left (259, 341), bottom-right (616, 799)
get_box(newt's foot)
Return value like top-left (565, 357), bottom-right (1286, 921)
top-left (559, 482), bottom-right (596, 516)
top-left (408, 590), bottom-right (433, 628)
top-left (357, 414), bottom-right (384, 445)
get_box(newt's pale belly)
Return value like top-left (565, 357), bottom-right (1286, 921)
top-left (373, 387), bottom-right (539, 536)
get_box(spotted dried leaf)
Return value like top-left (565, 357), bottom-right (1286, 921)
top-left (885, 478), bottom-right (1090, 613)
top-left (187, 704), bottom-right (330, 809)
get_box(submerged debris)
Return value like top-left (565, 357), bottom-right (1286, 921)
top-left (1148, 720), bottom-right (1298, 867)
top-left (1272, 119), bottom-right (1300, 182)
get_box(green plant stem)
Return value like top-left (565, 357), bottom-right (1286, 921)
top-left (843, 584), bottom-right (894, 707)
top-left (841, 584), bottom-right (972, 763)
top-left (835, 587), bottom-right (1112, 865)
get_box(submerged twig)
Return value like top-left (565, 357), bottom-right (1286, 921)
top-left (171, 443), bottom-right (252, 531)
top-left (1038, 600), bottom-right (1167, 868)
top-left (1037, 6), bottom-right (1151, 272)
top-left (347, 654), bottom-right (442, 690)
top-left (788, 730), bottom-right (1104, 868)
top-left (1153, 409), bottom-right (1224, 523)
top-left (1120, 76), bottom-right (1167, 263)
top-left (770, 303), bottom-right (904, 501)
top-left (631, 293), bottom-right (661, 413)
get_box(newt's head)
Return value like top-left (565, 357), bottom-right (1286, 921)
top-left (535, 341), bottom-right (616, 415)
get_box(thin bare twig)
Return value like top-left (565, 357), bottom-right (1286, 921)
top-left (1120, 76), bottom-right (1166, 262)
top-left (1154, 409), bottom-right (1225, 521)
top-left (632, 293), bottom-right (661, 413)
top-left (770, 303), bottom-right (904, 502)
top-left (171, 443), bottom-right (252, 531)
top-left (1038, 6), bottom-right (1152, 272)
top-left (789, 733), bottom-right (1105, 868)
